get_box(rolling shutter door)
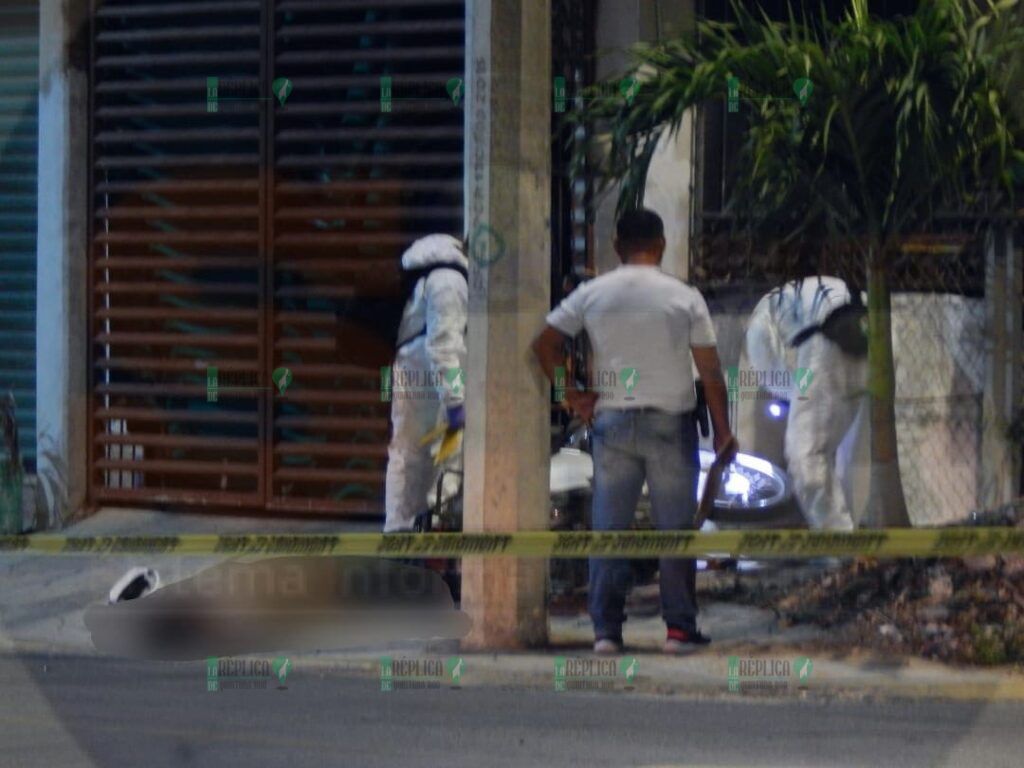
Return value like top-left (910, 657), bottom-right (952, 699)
top-left (269, 0), bottom-right (464, 513)
top-left (0, 1), bottom-right (39, 469)
top-left (89, 0), bottom-right (464, 514)
top-left (91, 0), bottom-right (265, 506)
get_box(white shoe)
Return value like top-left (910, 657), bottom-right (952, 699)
top-left (108, 567), bottom-right (160, 604)
top-left (593, 638), bottom-right (622, 655)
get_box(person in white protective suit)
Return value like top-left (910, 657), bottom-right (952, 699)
top-left (384, 234), bottom-right (468, 533)
top-left (745, 276), bottom-right (868, 530)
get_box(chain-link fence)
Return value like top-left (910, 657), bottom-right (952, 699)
top-left (887, 243), bottom-right (987, 525)
top-left (694, 223), bottom-right (1020, 526)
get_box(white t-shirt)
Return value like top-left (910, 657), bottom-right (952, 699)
top-left (545, 264), bottom-right (717, 414)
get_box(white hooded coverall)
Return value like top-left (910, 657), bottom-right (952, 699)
top-left (745, 277), bottom-right (867, 530)
top-left (383, 235), bottom-right (468, 532)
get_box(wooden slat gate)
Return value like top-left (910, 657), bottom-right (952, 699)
top-left (89, 0), bottom-right (464, 514)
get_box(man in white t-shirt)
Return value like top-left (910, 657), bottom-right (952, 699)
top-left (532, 209), bottom-right (735, 655)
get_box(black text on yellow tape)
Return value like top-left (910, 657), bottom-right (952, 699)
top-left (2, 528), bottom-right (1024, 558)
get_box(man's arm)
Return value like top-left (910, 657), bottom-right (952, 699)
top-left (531, 325), bottom-right (598, 422)
top-left (691, 345), bottom-right (737, 457)
top-left (532, 325), bottom-right (566, 383)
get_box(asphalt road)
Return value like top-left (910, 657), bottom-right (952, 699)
top-left (1, 653), bottom-right (1022, 768)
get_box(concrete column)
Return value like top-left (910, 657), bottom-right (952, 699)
top-left (35, 0), bottom-right (90, 522)
top-left (461, 0), bottom-right (551, 649)
top-left (980, 226), bottom-right (1023, 509)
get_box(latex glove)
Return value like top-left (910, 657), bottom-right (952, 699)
top-left (446, 404), bottom-right (465, 430)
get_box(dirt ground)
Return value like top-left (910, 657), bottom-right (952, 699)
top-left (701, 555), bottom-right (1024, 667)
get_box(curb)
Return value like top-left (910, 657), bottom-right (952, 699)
top-left (5, 637), bottom-right (1022, 702)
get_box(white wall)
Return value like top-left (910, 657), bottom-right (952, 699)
top-left (593, 0), bottom-right (696, 279)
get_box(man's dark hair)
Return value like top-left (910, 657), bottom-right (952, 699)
top-left (615, 208), bottom-right (664, 248)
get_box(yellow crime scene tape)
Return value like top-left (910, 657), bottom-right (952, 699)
top-left (1, 528), bottom-right (1023, 559)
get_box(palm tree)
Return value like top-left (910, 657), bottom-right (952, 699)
top-left (574, 0), bottom-right (1024, 526)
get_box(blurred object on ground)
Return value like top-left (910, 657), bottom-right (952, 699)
top-left (765, 552), bottom-right (1024, 666)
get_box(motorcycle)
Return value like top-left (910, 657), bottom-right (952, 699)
top-left (416, 414), bottom-right (797, 602)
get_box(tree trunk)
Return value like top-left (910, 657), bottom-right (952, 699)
top-left (864, 253), bottom-right (912, 527)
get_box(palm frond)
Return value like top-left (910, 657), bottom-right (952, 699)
top-left (572, 0), bottom-right (1024, 239)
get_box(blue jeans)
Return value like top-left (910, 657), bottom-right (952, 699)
top-left (589, 408), bottom-right (699, 640)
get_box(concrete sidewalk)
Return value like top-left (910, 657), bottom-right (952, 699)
top-left (2, 508), bottom-right (1023, 702)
